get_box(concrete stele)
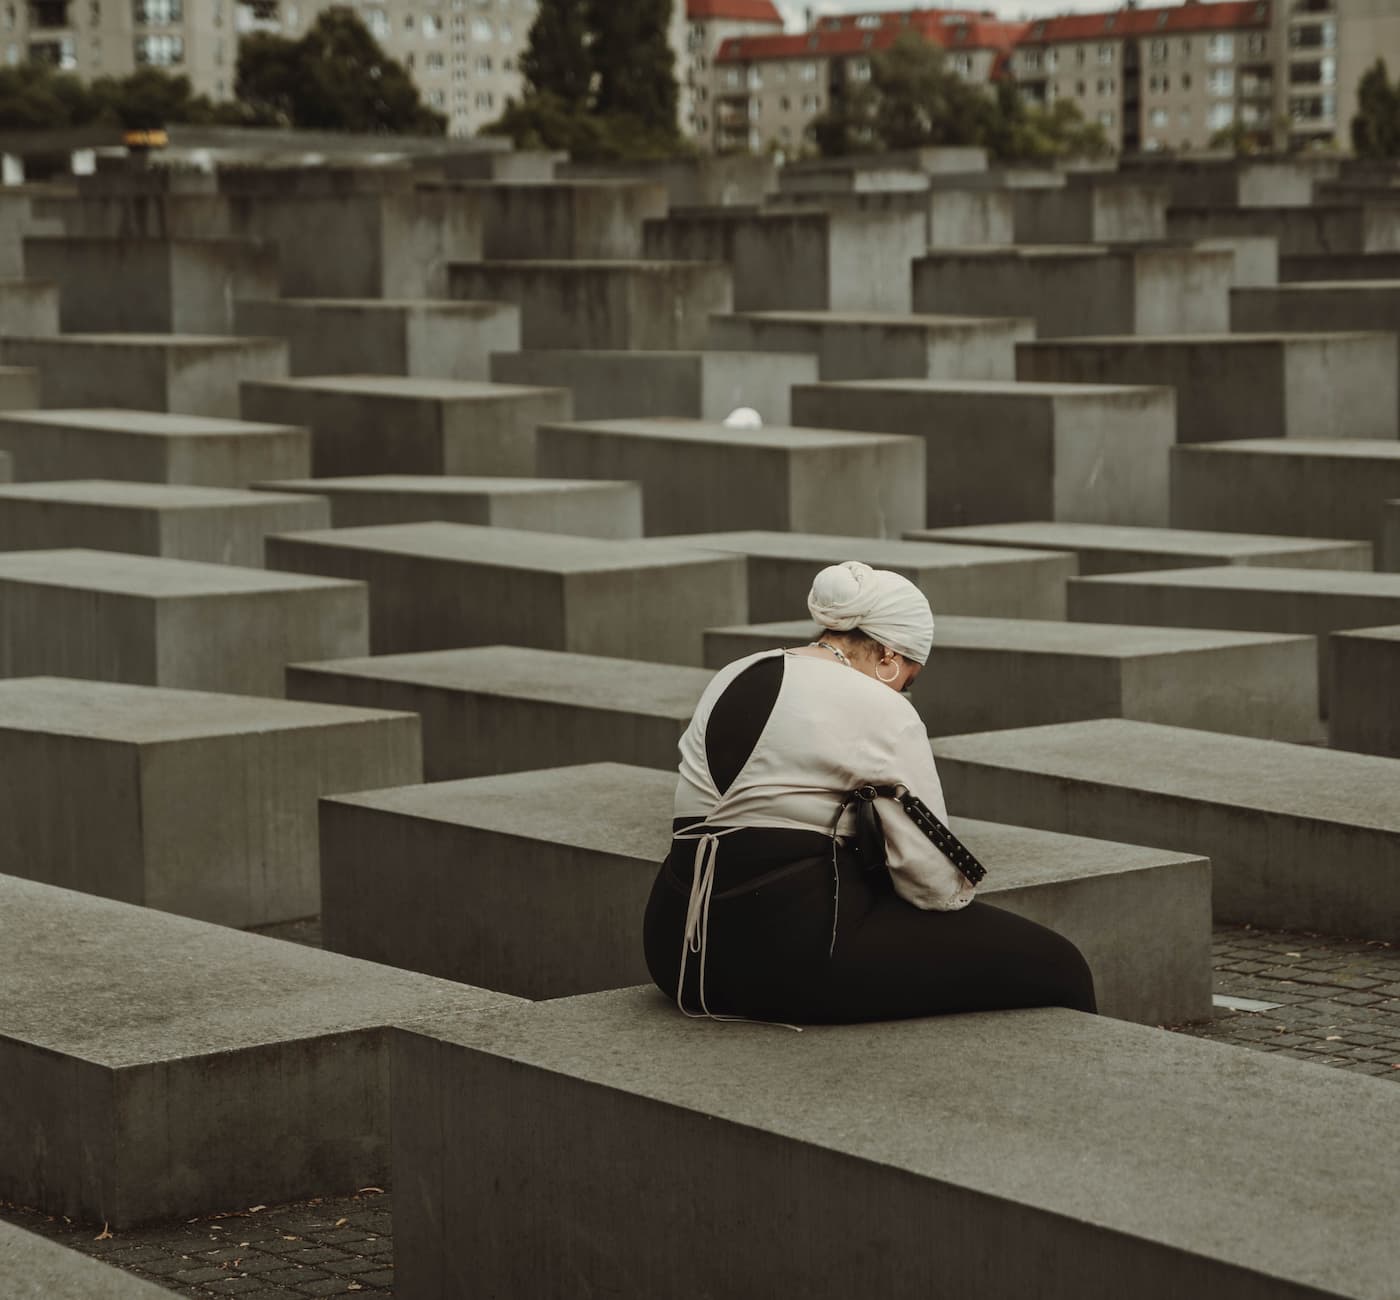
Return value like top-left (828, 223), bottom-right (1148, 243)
top-left (289, 646), bottom-right (711, 780)
top-left (933, 717), bottom-right (1400, 940)
top-left (1385, 500), bottom-right (1400, 572)
top-left (1329, 625), bottom-right (1400, 759)
top-left (0, 1220), bottom-right (172, 1298)
top-left (322, 761), bottom-right (1211, 1021)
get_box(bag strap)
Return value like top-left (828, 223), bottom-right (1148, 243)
top-left (850, 784), bottom-right (988, 886)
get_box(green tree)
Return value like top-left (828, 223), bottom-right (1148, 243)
top-left (0, 62), bottom-right (101, 129)
top-left (587, 0), bottom-right (678, 133)
top-left (520, 0), bottom-right (592, 106)
top-left (1352, 58), bottom-right (1400, 159)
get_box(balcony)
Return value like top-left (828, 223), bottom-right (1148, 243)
top-left (1289, 0), bottom-right (1335, 14)
top-left (28, 0), bottom-right (69, 28)
top-left (235, 0), bottom-right (280, 33)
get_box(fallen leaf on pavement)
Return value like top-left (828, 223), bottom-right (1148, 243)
top-left (94, 1223), bottom-right (112, 1241)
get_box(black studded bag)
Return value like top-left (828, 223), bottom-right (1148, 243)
top-left (845, 783), bottom-right (987, 886)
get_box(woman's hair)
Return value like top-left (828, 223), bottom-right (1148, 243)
top-left (815, 626), bottom-right (886, 663)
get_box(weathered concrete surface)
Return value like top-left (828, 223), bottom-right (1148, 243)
top-left (266, 523), bottom-right (745, 666)
top-left (239, 375), bottom-right (571, 477)
top-left (0, 676), bottom-right (420, 925)
top-left (0, 874), bottom-right (515, 1226)
top-left (0, 277), bottom-right (58, 335)
top-left (391, 989), bottom-right (1398, 1300)
top-left (1329, 626), bottom-right (1400, 759)
top-left (0, 1220), bottom-right (172, 1297)
top-left (0, 364), bottom-right (38, 410)
top-left (325, 761), bottom-right (1210, 1021)
top-left (1167, 203), bottom-right (1400, 258)
top-left (1279, 251), bottom-right (1400, 282)
top-left (558, 154), bottom-right (777, 208)
top-left (0, 549), bottom-right (367, 696)
top-left (471, 180), bottom-right (668, 259)
top-left (709, 311), bottom-right (1033, 382)
top-left (701, 617), bottom-right (1321, 744)
top-left (766, 183), bottom-right (1015, 248)
top-left (790, 379), bottom-right (1174, 527)
top-left (1385, 500), bottom-right (1400, 572)
top-left (488, 349), bottom-right (817, 425)
top-left (254, 474), bottom-right (642, 539)
top-left (1170, 439), bottom-right (1400, 556)
top-left (914, 521), bottom-right (1372, 575)
top-left (534, 418), bottom-right (924, 538)
top-left (670, 531), bottom-right (1076, 622)
top-left (1069, 565), bottom-right (1400, 712)
top-left (234, 298), bottom-right (521, 381)
top-left (1012, 180), bottom-right (1169, 243)
top-left (289, 646), bottom-right (709, 780)
top-left (1017, 332), bottom-right (1399, 442)
top-left (0, 333), bottom-right (289, 418)
top-left (0, 450), bottom-right (9, 482)
top-left (447, 260), bottom-right (732, 350)
top-left (0, 408), bottom-right (310, 487)
top-left (934, 717), bottom-right (1400, 941)
top-left (0, 479), bottom-right (328, 567)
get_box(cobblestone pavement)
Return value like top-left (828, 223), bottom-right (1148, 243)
top-left (4, 920), bottom-right (1396, 1298)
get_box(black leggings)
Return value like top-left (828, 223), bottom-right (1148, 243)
top-left (643, 828), bottom-right (1097, 1024)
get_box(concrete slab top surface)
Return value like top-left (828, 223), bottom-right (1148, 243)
top-left (10, 333), bottom-right (282, 349)
top-left (1, 876), bottom-right (517, 1067)
top-left (0, 677), bottom-right (413, 744)
top-left (1074, 565), bottom-right (1400, 595)
top-left (1020, 331), bottom-right (1389, 347)
top-left (0, 479), bottom-right (324, 509)
top-left (540, 418), bottom-right (913, 449)
top-left (293, 645), bottom-right (712, 715)
top-left (0, 1219), bottom-right (173, 1298)
top-left (452, 259), bottom-right (725, 271)
top-left (407, 988), bottom-right (1400, 1299)
top-left (665, 530), bottom-right (1071, 569)
top-left (0, 548), bottom-right (361, 597)
top-left (1241, 279), bottom-right (1400, 293)
top-left (1175, 438), bottom-right (1400, 461)
top-left (933, 718), bottom-right (1400, 828)
top-left (0, 409), bottom-right (304, 437)
top-left (257, 474), bottom-right (633, 496)
top-left (796, 378), bottom-right (1166, 397)
top-left (274, 523), bottom-right (734, 574)
top-left (247, 375), bottom-right (564, 401)
top-left (242, 297), bottom-right (514, 312)
top-left (918, 521), bottom-right (1360, 557)
top-left (1333, 623), bottom-right (1400, 643)
top-left (717, 310), bottom-right (1025, 329)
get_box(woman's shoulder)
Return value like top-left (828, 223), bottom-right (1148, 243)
top-left (783, 653), bottom-right (922, 716)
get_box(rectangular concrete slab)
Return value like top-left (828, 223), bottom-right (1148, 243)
top-left (913, 521), bottom-right (1372, 575)
top-left (0, 364), bottom-right (38, 411)
top-left (0, 449), bottom-right (9, 482)
top-left (0, 277), bottom-right (59, 335)
top-left (0, 408), bottom-right (311, 486)
top-left (254, 473), bottom-right (642, 539)
top-left (534, 418), bottom-right (925, 538)
top-left (471, 179), bottom-right (668, 259)
top-left (0, 875), bottom-right (516, 1226)
top-left (488, 349), bottom-right (818, 425)
top-left (289, 646), bottom-right (710, 780)
top-left (1329, 626), bottom-right (1400, 759)
top-left (391, 990), bottom-right (1399, 1300)
top-left (0, 334), bottom-right (289, 418)
top-left (1013, 179), bottom-right (1169, 243)
top-left (1170, 439), bottom-right (1400, 556)
top-left (933, 717), bottom-right (1400, 940)
top-left (790, 379), bottom-right (1176, 527)
top-left (0, 549), bottom-right (368, 697)
top-left (0, 676), bottom-right (420, 925)
top-left (702, 616), bottom-right (1321, 743)
top-left (666, 531), bottom-right (1076, 622)
top-left (239, 375), bottom-right (571, 478)
top-left (708, 310), bottom-right (1033, 382)
top-left (266, 523), bottom-right (745, 666)
top-left (234, 297), bottom-right (521, 381)
top-left (1016, 333), bottom-right (1399, 442)
top-left (323, 761), bottom-right (1211, 1021)
top-left (1385, 500), bottom-right (1400, 572)
top-left (0, 479), bottom-right (329, 567)
top-left (0, 1220), bottom-right (172, 1298)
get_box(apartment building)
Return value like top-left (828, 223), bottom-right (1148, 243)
top-left (684, 0), bottom-right (784, 142)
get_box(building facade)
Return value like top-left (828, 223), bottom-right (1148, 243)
top-left (683, 0), bottom-right (784, 145)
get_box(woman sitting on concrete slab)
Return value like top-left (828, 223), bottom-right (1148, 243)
top-left (643, 560), bottom-right (1097, 1024)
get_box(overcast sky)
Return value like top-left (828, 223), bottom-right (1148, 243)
top-left (776, 0), bottom-right (1175, 26)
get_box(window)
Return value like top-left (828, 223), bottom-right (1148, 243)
top-left (1321, 55), bottom-right (1336, 86)
top-left (1097, 43), bottom-right (1113, 65)
top-left (428, 88), bottom-right (445, 107)
top-left (850, 57), bottom-right (870, 81)
top-left (366, 6), bottom-right (388, 38)
top-left (1208, 68), bottom-right (1233, 96)
top-left (133, 32), bottom-right (181, 63)
top-left (474, 90), bottom-right (493, 108)
top-left (951, 53), bottom-right (971, 77)
top-left (404, 13), bottom-right (414, 30)
top-left (1046, 49), bottom-right (1057, 71)
top-left (1208, 102), bottom-right (1233, 130)
top-left (471, 16), bottom-right (490, 39)
top-left (1150, 107), bottom-right (1169, 128)
top-left (1149, 39), bottom-right (1167, 63)
top-left (1075, 46), bottom-right (1085, 66)
top-left (132, 0), bottom-right (180, 22)
top-left (1075, 79), bottom-right (1086, 96)
top-left (423, 13), bottom-right (442, 37)
top-left (474, 53), bottom-right (491, 72)
top-left (1181, 72), bottom-right (1192, 90)
top-left (425, 50), bottom-right (443, 69)
top-left (1180, 107), bottom-right (1191, 127)
top-left (1097, 109), bottom-right (1115, 128)
top-left (801, 93), bottom-right (820, 111)
top-left (1022, 49), bottom-right (1042, 71)
top-left (1246, 33), bottom-right (1266, 56)
top-left (1180, 37), bottom-right (1191, 56)
top-left (1096, 77), bottom-right (1115, 95)
top-left (1206, 34), bottom-right (1233, 63)
top-left (800, 61), bottom-right (816, 81)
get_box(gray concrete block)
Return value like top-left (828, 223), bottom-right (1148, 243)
top-left (1385, 500), bottom-right (1400, 572)
top-left (709, 311), bottom-right (1033, 382)
top-left (913, 521), bottom-right (1372, 575)
top-left (0, 408), bottom-right (310, 487)
top-left (471, 180), bottom-right (668, 259)
top-left (0, 479), bottom-right (329, 567)
top-left (1329, 625), bottom-right (1400, 758)
top-left (934, 717), bottom-right (1400, 940)
top-left (0, 334), bottom-right (289, 418)
top-left (0, 449), bottom-right (9, 482)
top-left (1018, 331), bottom-right (1399, 443)
top-left (1279, 251), bottom-right (1400, 282)
top-left (913, 246), bottom-right (1233, 337)
top-left (1069, 565), bottom-right (1400, 712)
top-left (766, 184), bottom-right (1015, 248)
top-left (1168, 203), bottom-right (1400, 258)
top-left (0, 277), bottom-right (58, 334)
top-left (0, 676), bottom-right (420, 925)
top-left (790, 379), bottom-right (1174, 527)
top-left (447, 260), bottom-right (732, 350)
top-left (702, 616), bottom-right (1321, 744)
top-left (24, 236), bottom-right (279, 333)
top-left (668, 530), bottom-right (1076, 622)
top-left (266, 523), bottom-right (745, 666)
top-left (1012, 181), bottom-right (1169, 243)
top-left (0, 1220), bottom-right (172, 1298)
top-left (559, 154), bottom-right (777, 207)
top-left (0, 549), bottom-right (367, 696)
top-left (0, 364), bottom-right (39, 409)
top-left (324, 761), bottom-right (1211, 1021)
top-left (488, 349), bottom-right (817, 425)
top-left (391, 988), bottom-right (1397, 1300)
top-left (0, 874), bottom-right (515, 1226)
top-left (239, 375), bottom-right (570, 477)
top-left (1195, 235), bottom-right (1278, 287)
top-left (534, 418), bottom-right (924, 538)
top-left (254, 473), bottom-right (642, 539)
top-left (234, 297), bottom-right (521, 381)
top-left (1170, 439), bottom-right (1400, 556)
top-left (289, 646), bottom-right (708, 780)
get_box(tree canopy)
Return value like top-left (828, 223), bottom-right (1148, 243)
top-left (1352, 58), bottom-right (1400, 159)
top-left (520, 0), bottom-right (591, 107)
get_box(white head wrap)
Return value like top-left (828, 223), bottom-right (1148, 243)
top-left (807, 560), bottom-right (934, 665)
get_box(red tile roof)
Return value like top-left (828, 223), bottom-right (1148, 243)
top-left (687, 0), bottom-right (784, 22)
top-left (718, 10), bottom-right (1028, 63)
top-left (1020, 0), bottom-right (1270, 44)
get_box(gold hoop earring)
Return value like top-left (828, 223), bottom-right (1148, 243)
top-left (876, 658), bottom-right (899, 683)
